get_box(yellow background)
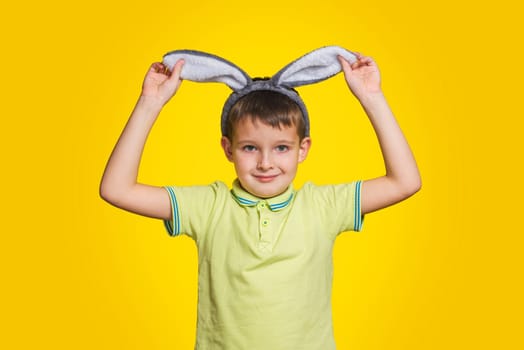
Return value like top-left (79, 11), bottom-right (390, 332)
top-left (2, 0), bottom-right (523, 349)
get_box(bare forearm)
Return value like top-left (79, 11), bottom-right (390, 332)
top-left (99, 61), bottom-right (184, 219)
top-left (100, 96), bottom-right (164, 200)
top-left (359, 93), bottom-right (421, 213)
top-left (361, 93), bottom-right (420, 187)
top-left (337, 54), bottom-right (420, 213)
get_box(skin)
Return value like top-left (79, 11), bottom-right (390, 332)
top-left (221, 118), bottom-right (311, 199)
top-left (337, 53), bottom-right (421, 213)
top-left (100, 53), bottom-right (421, 220)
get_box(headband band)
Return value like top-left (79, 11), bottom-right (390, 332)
top-left (220, 78), bottom-right (310, 137)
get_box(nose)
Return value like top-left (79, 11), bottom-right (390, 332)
top-left (257, 151), bottom-right (273, 170)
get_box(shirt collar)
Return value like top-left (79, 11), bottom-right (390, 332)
top-left (231, 179), bottom-right (294, 211)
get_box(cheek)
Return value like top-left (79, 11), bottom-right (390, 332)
top-left (233, 154), bottom-right (253, 171)
top-left (282, 154), bottom-right (300, 170)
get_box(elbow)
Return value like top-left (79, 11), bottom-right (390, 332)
top-left (389, 173), bottom-right (421, 202)
top-left (402, 174), bottom-right (422, 198)
top-left (99, 179), bottom-right (137, 210)
top-left (411, 179), bottom-right (422, 196)
top-left (99, 180), bottom-right (120, 206)
top-left (99, 181), bottom-right (112, 204)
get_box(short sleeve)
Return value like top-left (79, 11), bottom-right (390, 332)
top-left (304, 181), bottom-right (364, 236)
top-left (163, 181), bottom-right (228, 241)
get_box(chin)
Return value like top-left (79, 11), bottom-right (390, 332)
top-left (254, 186), bottom-right (287, 198)
top-left (240, 176), bottom-right (292, 198)
top-left (256, 191), bottom-right (278, 199)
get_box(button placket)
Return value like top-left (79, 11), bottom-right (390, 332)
top-left (256, 201), bottom-right (272, 251)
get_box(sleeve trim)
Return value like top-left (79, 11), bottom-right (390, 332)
top-left (354, 181), bottom-right (364, 231)
top-left (163, 186), bottom-right (181, 236)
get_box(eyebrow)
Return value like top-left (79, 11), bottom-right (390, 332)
top-left (274, 140), bottom-right (295, 144)
top-left (236, 139), bottom-right (296, 145)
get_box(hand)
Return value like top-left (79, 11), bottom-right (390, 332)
top-left (141, 60), bottom-right (185, 106)
top-left (338, 53), bottom-right (382, 101)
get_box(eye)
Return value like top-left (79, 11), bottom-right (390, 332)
top-left (275, 145), bottom-right (289, 152)
top-left (242, 145), bottom-right (257, 152)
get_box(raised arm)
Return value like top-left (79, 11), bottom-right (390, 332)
top-left (99, 60), bottom-right (185, 220)
top-left (338, 54), bottom-right (421, 214)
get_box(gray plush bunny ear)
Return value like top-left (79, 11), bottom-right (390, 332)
top-left (272, 46), bottom-right (357, 88)
top-left (163, 50), bottom-right (252, 91)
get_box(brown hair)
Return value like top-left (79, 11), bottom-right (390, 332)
top-left (224, 90), bottom-right (306, 140)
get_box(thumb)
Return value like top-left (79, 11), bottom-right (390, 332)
top-left (337, 55), bottom-right (354, 84)
top-left (337, 55), bottom-right (353, 75)
top-left (168, 59), bottom-right (185, 82)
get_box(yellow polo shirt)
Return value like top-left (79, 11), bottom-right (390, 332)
top-left (164, 180), bottom-right (363, 350)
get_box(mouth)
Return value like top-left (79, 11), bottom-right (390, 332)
top-left (253, 174), bottom-right (279, 183)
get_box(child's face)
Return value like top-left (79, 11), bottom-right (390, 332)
top-left (221, 118), bottom-right (311, 198)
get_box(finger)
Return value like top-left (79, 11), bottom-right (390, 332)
top-left (360, 56), bottom-right (374, 64)
top-left (150, 62), bottom-right (164, 73)
top-left (352, 55), bottom-right (373, 69)
top-left (168, 59), bottom-right (185, 81)
top-left (356, 55), bottom-right (375, 68)
top-left (337, 55), bottom-right (352, 72)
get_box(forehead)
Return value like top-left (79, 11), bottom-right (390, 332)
top-left (232, 118), bottom-right (299, 142)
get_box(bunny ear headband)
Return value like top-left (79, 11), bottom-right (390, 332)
top-left (162, 46), bottom-right (357, 137)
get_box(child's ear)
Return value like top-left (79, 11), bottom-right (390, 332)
top-left (221, 136), bottom-right (234, 162)
top-left (298, 137), bottom-right (312, 163)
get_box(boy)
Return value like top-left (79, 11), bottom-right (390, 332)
top-left (100, 51), bottom-right (421, 349)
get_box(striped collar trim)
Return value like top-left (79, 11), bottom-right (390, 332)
top-left (231, 179), bottom-right (294, 211)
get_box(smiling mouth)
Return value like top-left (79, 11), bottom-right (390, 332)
top-left (253, 174), bottom-right (279, 183)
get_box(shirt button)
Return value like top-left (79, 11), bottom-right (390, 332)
top-left (262, 219), bottom-right (270, 226)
